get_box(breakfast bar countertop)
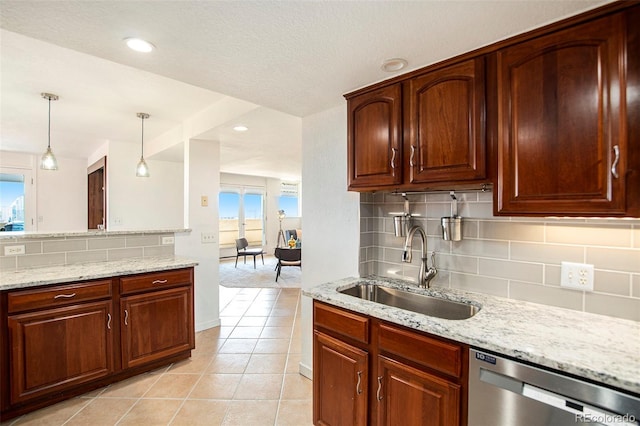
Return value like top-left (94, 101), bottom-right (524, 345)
top-left (0, 256), bottom-right (198, 291)
top-left (304, 276), bottom-right (640, 395)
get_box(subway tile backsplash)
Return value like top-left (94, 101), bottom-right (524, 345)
top-left (1, 233), bottom-right (175, 270)
top-left (360, 192), bottom-right (640, 322)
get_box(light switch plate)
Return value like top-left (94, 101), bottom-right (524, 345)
top-left (201, 196), bottom-right (209, 207)
top-left (560, 261), bottom-right (594, 291)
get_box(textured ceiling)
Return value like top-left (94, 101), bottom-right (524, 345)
top-left (0, 0), bottom-right (613, 180)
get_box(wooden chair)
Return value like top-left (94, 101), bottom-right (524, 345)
top-left (274, 247), bottom-right (301, 282)
top-left (235, 238), bottom-right (264, 268)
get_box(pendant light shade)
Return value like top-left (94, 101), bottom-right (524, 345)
top-left (136, 112), bottom-right (150, 177)
top-left (40, 93), bottom-right (59, 170)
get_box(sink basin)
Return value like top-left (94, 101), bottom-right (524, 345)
top-left (339, 283), bottom-right (479, 320)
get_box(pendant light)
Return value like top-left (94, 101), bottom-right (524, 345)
top-left (40, 93), bottom-right (59, 170)
top-left (136, 112), bottom-right (150, 177)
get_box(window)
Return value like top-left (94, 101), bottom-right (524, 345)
top-left (0, 171), bottom-right (29, 231)
top-left (278, 182), bottom-right (299, 217)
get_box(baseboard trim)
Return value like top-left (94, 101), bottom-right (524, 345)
top-left (196, 318), bottom-right (221, 332)
top-left (299, 361), bottom-right (312, 379)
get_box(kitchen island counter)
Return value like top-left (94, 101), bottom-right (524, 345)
top-left (304, 276), bottom-right (640, 395)
top-left (0, 256), bottom-right (198, 291)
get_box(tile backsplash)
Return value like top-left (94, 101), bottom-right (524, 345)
top-left (360, 191), bottom-right (640, 322)
top-left (0, 232), bottom-right (175, 271)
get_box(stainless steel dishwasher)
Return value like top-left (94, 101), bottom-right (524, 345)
top-left (469, 348), bottom-right (640, 425)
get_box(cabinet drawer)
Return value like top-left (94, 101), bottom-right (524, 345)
top-left (378, 323), bottom-right (462, 378)
top-left (120, 268), bottom-right (192, 295)
top-left (7, 280), bottom-right (112, 314)
top-left (314, 302), bottom-right (369, 344)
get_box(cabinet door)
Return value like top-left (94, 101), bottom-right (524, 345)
top-left (406, 58), bottom-right (486, 184)
top-left (347, 84), bottom-right (403, 189)
top-left (497, 14), bottom-right (626, 215)
top-left (376, 356), bottom-right (460, 426)
top-left (8, 301), bottom-right (114, 404)
top-left (121, 286), bottom-right (194, 369)
top-left (313, 331), bottom-right (368, 426)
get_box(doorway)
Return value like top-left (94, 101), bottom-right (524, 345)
top-left (88, 157), bottom-right (106, 229)
top-left (219, 186), bottom-right (264, 257)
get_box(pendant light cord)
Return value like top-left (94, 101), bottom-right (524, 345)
top-left (141, 115), bottom-right (145, 157)
top-left (47, 96), bottom-right (51, 149)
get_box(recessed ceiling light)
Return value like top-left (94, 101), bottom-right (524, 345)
top-left (233, 125), bottom-right (248, 132)
top-left (381, 58), bottom-right (408, 72)
top-left (124, 38), bottom-right (155, 53)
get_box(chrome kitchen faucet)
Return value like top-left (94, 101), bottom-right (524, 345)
top-left (402, 225), bottom-right (437, 288)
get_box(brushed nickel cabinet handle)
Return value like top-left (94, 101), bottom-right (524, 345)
top-left (124, 309), bottom-right (129, 326)
top-left (107, 313), bottom-right (112, 330)
top-left (410, 145), bottom-right (416, 167)
top-left (356, 371), bottom-right (363, 395)
top-left (54, 293), bottom-right (76, 299)
top-left (152, 279), bottom-right (168, 284)
top-left (611, 145), bottom-right (620, 179)
top-left (390, 148), bottom-right (397, 170)
top-left (377, 376), bottom-right (383, 401)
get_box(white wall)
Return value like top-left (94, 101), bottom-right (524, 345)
top-left (299, 104), bottom-right (360, 378)
top-left (107, 141), bottom-right (183, 230)
top-left (37, 156), bottom-right (87, 231)
top-left (176, 139), bottom-right (221, 331)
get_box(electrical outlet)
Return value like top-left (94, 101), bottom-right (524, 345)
top-left (4, 245), bottom-right (25, 256)
top-left (560, 261), bottom-right (594, 291)
top-left (201, 196), bottom-right (209, 207)
top-left (161, 236), bottom-right (175, 245)
top-left (201, 232), bottom-right (216, 244)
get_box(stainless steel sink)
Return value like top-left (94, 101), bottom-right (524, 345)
top-left (339, 283), bottom-right (479, 320)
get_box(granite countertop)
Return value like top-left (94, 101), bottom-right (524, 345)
top-left (0, 228), bottom-right (191, 240)
top-left (0, 257), bottom-right (198, 291)
top-left (304, 276), bottom-right (640, 395)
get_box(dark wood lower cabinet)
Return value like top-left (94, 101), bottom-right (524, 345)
top-left (0, 267), bottom-right (195, 421)
top-left (314, 331), bottom-right (368, 426)
top-left (377, 356), bottom-right (460, 426)
top-left (8, 301), bottom-right (114, 404)
top-left (121, 286), bottom-right (194, 369)
top-left (313, 301), bottom-right (467, 426)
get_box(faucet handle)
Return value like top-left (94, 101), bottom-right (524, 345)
top-left (430, 251), bottom-right (437, 268)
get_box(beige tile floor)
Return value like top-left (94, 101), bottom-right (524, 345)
top-left (2, 287), bottom-right (312, 426)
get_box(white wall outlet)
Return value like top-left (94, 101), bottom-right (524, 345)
top-left (114, 217), bottom-right (123, 225)
top-left (161, 236), bottom-right (175, 245)
top-left (560, 261), bottom-right (594, 291)
top-left (4, 245), bottom-right (26, 256)
top-left (201, 232), bottom-right (216, 244)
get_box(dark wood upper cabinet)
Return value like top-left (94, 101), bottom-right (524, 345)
top-left (347, 84), bottom-right (403, 189)
top-left (496, 13), bottom-right (627, 215)
top-left (405, 58), bottom-right (486, 184)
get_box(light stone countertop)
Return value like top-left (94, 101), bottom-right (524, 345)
top-left (0, 228), bottom-right (191, 240)
top-left (0, 257), bottom-right (198, 290)
top-left (304, 276), bottom-right (640, 395)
